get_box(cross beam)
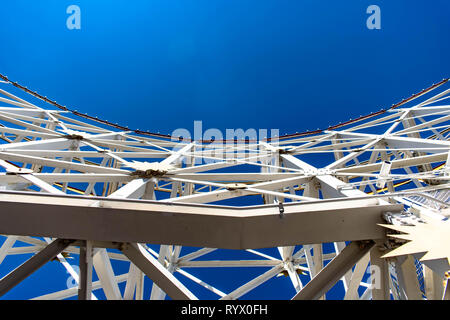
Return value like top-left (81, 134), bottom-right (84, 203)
top-left (0, 192), bottom-right (401, 249)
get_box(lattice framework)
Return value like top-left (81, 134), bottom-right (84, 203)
top-left (0, 78), bottom-right (448, 300)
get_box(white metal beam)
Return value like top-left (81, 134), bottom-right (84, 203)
top-left (121, 243), bottom-right (197, 300)
top-left (0, 239), bottom-right (74, 297)
top-left (292, 241), bottom-right (375, 300)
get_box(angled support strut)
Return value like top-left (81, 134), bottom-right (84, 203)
top-left (293, 241), bottom-right (375, 300)
top-left (0, 238), bottom-right (74, 297)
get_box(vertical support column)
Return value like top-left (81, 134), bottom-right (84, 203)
top-left (93, 249), bottom-right (122, 300)
top-left (392, 255), bottom-right (422, 300)
top-left (334, 242), bottom-right (352, 291)
top-left (344, 252), bottom-right (370, 300)
top-left (369, 242), bottom-right (390, 300)
top-left (142, 179), bottom-right (156, 200)
top-left (424, 266), bottom-right (444, 300)
top-left (78, 241), bottom-right (93, 300)
top-left (150, 245), bottom-right (170, 300)
top-left (312, 244), bottom-right (323, 277)
top-left (303, 179), bottom-right (324, 298)
top-left (443, 272), bottom-right (450, 300)
top-left (135, 271), bottom-right (145, 300)
top-left (331, 137), bottom-right (348, 183)
top-left (123, 261), bottom-right (144, 300)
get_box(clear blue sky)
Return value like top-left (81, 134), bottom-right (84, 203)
top-left (0, 0), bottom-right (448, 299)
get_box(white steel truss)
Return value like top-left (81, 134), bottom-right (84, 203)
top-left (0, 77), bottom-right (448, 300)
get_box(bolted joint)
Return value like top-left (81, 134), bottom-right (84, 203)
top-left (278, 202), bottom-right (285, 219)
top-left (5, 168), bottom-right (33, 175)
top-left (225, 183), bottom-right (247, 191)
top-left (278, 148), bottom-right (292, 155)
top-left (64, 134), bottom-right (85, 140)
top-left (356, 240), bottom-right (375, 250)
top-left (62, 239), bottom-right (76, 245)
top-left (126, 161), bottom-right (174, 178)
top-left (130, 169), bottom-right (168, 179)
top-left (118, 242), bottom-right (128, 251)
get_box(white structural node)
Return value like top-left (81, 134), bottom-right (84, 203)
top-left (0, 75), bottom-right (448, 300)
